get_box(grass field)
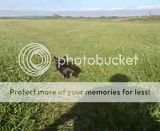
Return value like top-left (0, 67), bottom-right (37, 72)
top-left (0, 17), bottom-right (160, 130)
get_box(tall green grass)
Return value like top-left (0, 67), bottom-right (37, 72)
top-left (0, 18), bottom-right (160, 130)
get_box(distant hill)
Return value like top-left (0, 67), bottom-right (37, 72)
top-left (0, 9), bottom-right (160, 18)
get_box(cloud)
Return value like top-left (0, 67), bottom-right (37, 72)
top-left (82, 7), bottom-right (127, 11)
top-left (109, 8), bottom-right (126, 11)
top-left (84, 8), bottom-right (103, 11)
top-left (137, 5), bottom-right (160, 10)
top-left (81, 5), bottom-right (160, 12)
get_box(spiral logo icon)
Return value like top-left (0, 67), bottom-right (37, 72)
top-left (18, 43), bottom-right (51, 76)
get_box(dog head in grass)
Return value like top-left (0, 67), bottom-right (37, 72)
top-left (54, 56), bottom-right (82, 78)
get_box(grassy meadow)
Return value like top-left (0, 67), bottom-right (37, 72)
top-left (0, 17), bottom-right (160, 130)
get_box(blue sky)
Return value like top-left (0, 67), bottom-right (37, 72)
top-left (0, 0), bottom-right (160, 10)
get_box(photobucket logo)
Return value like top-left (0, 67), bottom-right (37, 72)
top-left (58, 54), bottom-right (139, 67)
top-left (18, 43), bottom-right (51, 76)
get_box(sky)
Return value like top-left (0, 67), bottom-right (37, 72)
top-left (0, 0), bottom-right (160, 11)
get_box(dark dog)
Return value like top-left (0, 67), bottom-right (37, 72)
top-left (54, 56), bottom-right (82, 78)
